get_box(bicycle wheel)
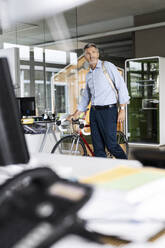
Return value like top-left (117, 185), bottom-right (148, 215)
top-left (105, 131), bottom-right (129, 158)
top-left (51, 134), bottom-right (87, 156)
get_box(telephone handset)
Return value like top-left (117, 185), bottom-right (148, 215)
top-left (0, 167), bottom-right (93, 248)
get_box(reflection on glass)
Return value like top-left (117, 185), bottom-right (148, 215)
top-left (54, 85), bottom-right (67, 114)
top-left (126, 58), bottom-right (159, 144)
top-left (45, 49), bottom-right (66, 64)
top-left (23, 68), bottom-right (30, 96)
top-left (34, 47), bottom-right (43, 61)
top-left (4, 42), bottom-right (30, 60)
top-left (1, 9), bottom-right (79, 118)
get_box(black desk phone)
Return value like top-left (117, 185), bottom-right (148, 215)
top-left (0, 167), bottom-right (93, 248)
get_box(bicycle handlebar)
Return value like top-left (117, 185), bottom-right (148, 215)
top-left (71, 118), bottom-right (91, 136)
top-left (55, 118), bottom-right (69, 132)
top-left (55, 117), bottom-right (91, 135)
top-left (56, 120), bottom-right (61, 126)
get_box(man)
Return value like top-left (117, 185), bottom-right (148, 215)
top-left (70, 43), bottom-right (130, 159)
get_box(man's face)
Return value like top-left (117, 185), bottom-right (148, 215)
top-left (84, 46), bottom-right (99, 67)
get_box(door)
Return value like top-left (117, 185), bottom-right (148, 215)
top-left (126, 58), bottom-right (159, 144)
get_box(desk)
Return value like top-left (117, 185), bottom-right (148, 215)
top-left (34, 121), bottom-right (58, 152)
top-left (29, 153), bottom-right (142, 179)
top-left (0, 153), bottom-right (141, 184)
top-left (25, 122), bottom-right (60, 153)
top-left (1, 154), bottom-right (164, 247)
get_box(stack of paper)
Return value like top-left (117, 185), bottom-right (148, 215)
top-left (78, 166), bottom-right (165, 243)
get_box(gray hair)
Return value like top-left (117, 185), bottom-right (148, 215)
top-left (83, 43), bottom-right (99, 52)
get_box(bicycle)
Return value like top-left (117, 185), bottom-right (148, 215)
top-left (51, 118), bottom-right (128, 158)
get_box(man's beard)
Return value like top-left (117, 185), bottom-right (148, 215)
top-left (89, 58), bottom-right (97, 65)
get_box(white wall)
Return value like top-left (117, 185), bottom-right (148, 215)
top-left (0, 47), bottom-right (20, 95)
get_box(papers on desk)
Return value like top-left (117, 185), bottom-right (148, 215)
top-left (50, 233), bottom-right (165, 248)
top-left (79, 166), bottom-right (165, 243)
top-left (122, 234), bottom-right (165, 248)
top-left (50, 235), bottom-right (113, 248)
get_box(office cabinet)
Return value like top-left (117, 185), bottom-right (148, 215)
top-left (125, 56), bottom-right (165, 145)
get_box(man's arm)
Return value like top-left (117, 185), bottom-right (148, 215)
top-left (68, 76), bottom-right (91, 120)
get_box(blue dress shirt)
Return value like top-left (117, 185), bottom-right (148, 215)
top-left (78, 59), bottom-right (130, 112)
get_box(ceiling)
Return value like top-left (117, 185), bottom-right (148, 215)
top-left (1, 0), bottom-right (165, 59)
top-left (77, 0), bottom-right (165, 25)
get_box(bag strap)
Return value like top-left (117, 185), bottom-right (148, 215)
top-left (102, 61), bottom-right (118, 101)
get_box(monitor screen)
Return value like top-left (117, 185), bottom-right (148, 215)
top-left (17, 97), bottom-right (36, 117)
top-left (0, 58), bottom-right (29, 165)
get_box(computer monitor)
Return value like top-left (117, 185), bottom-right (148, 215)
top-left (0, 58), bottom-right (29, 165)
top-left (16, 97), bottom-right (36, 117)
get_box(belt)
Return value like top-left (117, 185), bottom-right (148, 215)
top-left (91, 104), bottom-right (116, 110)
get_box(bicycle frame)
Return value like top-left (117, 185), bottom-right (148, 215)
top-left (80, 134), bottom-right (94, 156)
top-left (71, 135), bottom-right (82, 155)
top-left (79, 124), bottom-right (94, 156)
top-left (66, 121), bottom-right (94, 156)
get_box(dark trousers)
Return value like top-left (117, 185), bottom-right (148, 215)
top-left (90, 106), bottom-right (127, 159)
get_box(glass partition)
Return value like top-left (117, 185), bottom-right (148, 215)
top-left (0, 9), bottom-right (80, 116)
top-left (126, 58), bottom-right (159, 144)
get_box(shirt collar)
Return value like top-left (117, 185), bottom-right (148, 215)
top-left (89, 59), bottom-right (102, 72)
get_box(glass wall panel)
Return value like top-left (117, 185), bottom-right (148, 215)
top-left (0, 9), bottom-right (78, 117)
top-left (126, 58), bottom-right (159, 144)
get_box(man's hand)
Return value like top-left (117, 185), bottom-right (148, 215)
top-left (117, 109), bottom-right (125, 123)
top-left (66, 110), bottom-right (84, 121)
top-left (66, 114), bottom-right (74, 121)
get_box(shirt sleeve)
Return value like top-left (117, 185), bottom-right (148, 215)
top-left (106, 62), bottom-right (130, 104)
top-left (78, 77), bottom-right (91, 112)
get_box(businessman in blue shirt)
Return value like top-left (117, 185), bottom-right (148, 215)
top-left (70, 43), bottom-right (130, 159)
